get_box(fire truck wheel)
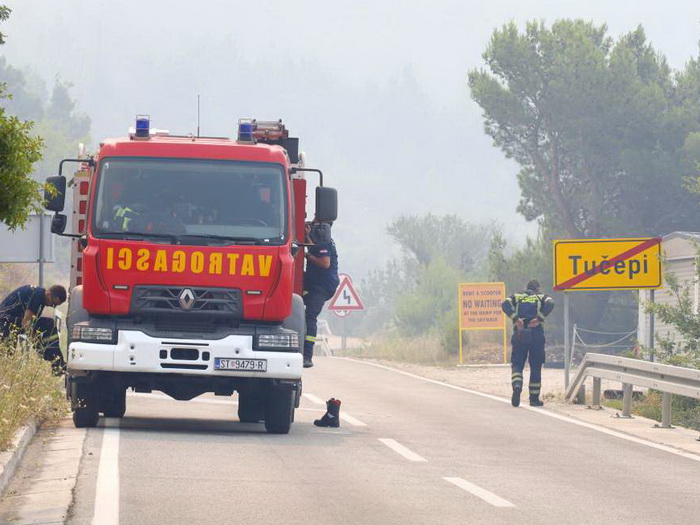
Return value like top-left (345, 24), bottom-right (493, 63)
top-left (101, 387), bottom-right (127, 418)
top-left (264, 388), bottom-right (294, 434)
top-left (238, 392), bottom-right (264, 423)
top-left (72, 382), bottom-right (99, 428)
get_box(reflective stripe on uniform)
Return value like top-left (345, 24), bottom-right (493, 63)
top-left (512, 292), bottom-right (548, 321)
top-left (114, 207), bottom-right (136, 230)
top-left (305, 335), bottom-right (316, 342)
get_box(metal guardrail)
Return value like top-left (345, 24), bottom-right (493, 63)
top-left (565, 353), bottom-right (700, 428)
top-left (318, 335), bottom-right (333, 357)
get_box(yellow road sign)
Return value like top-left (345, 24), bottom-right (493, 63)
top-left (458, 282), bottom-right (508, 365)
top-left (459, 282), bottom-right (506, 330)
top-left (553, 237), bottom-right (662, 291)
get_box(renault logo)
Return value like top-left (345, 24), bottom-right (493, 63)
top-left (178, 288), bottom-right (196, 310)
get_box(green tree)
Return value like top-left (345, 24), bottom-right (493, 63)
top-left (0, 6), bottom-right (44, 229)
top-left (0, 57), bottom-right (44, 121)
top-left (647, 270), bottom-right (700, 367)
top-left (0, 5), bottom-right (8, 45)
top-left (468, 20), bottom-right (700, 239)
top-left (351, 214), bottom-right (497, 353)
top-left (647, 168), bottom-right (700, 367)
top-left (387, 213), bottom-right (495, 275)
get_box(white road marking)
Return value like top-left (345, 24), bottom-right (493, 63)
top-left (129, 391), bottom-right (366, 422)
top-left (303, 393), bottom-right (367, 425)
top-left (444, 477), bottom-right (515, 508)
top-left (302, 393), bottom-right (326, 405)
top-left (379, 438), bottom-right (427, 462)
top-left (343, 358), bottom-right (700, 463)
top-left (341, 412), bottom-right (368, 427)
top-left (92, 423), bottom-right (120, 525)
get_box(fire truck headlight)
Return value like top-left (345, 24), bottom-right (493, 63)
top-left (255, 333), bottom-right (299, 351)
top-left (72, 326), bottom-right (115, 344)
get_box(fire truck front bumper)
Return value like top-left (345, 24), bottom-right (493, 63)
top-left (67, 330), bottom-right (303, 380)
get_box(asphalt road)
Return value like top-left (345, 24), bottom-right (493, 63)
top-left (66, 357), bottom-right (700, 525)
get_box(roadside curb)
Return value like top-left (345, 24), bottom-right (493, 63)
top-left (547, 402), bottom-right (700, 458)
top-left (0, 420), bottom-right (37, 497)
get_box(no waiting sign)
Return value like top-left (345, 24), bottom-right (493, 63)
top-left (553, 237), bottom-right (662, 291)
top-left (459, 282), bottom-right (506, 331)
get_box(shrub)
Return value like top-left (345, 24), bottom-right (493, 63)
top-left (0, 337), bottom-right (67, 450)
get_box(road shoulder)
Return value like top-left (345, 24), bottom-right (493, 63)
top-left (0, 419), bottom-right (86, 524)
top-left (344, 357), bottom-right (700, 458)
top-left (0, 421), bottom-right (37, 497)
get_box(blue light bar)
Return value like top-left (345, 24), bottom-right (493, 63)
top-left (135, 115), bottom-right (150, 138)
top-left (238, 119), bottom-right (255, 143)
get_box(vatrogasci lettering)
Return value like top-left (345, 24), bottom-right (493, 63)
top-left (568, 254), bottom-right (649, 279)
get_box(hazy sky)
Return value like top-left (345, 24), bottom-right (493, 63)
top-left (2, 1), bottom-right (700, 277)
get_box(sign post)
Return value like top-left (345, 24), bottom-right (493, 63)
top-left (458, 282), bottom-right (507, 365)
top-left (564, 293), bottom-right (570, 388)
top-left (553, 237), bottom-right (663, 388)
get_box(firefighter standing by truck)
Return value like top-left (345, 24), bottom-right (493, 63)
top-left (501, 280), bottom-right (555, 407)
top-left (302, 221), bottom-right (339, 369)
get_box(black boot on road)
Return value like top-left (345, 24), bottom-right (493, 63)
top-left (314, 398), bottom-right (341, 427)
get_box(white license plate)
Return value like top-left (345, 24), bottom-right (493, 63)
top-left (214, 358), bottom-right (267, 372)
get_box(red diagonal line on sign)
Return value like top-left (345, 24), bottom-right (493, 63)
top-left (554, 237), bottom-right (661, 291)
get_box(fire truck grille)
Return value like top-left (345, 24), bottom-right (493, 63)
top-left (131, 286), bottom-right (243, 317)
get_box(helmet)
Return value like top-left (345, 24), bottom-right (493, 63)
top-left (309, 223), bottom-right (332, 244)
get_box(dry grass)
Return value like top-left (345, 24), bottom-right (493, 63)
top-left (451, 330), bottom-right (510, 365)
top-left (336, 330), bottom-right (510, 367)
top-left (0, 337), bottom-right (67, 451)
top-left (338, 334), bottom-right (458, 366)
top-left (604, 390), bottom-right (700, 431)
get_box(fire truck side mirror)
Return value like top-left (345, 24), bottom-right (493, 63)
top-left (315, 186), bottom-right (337, 223)
top-left (45, 176), bottom-right (67, 212)
top-left (50, 214), bottom-right (68, 235)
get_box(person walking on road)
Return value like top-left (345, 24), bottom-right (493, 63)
top-left (302, 221), bottom-right (339, 368)
top-left (0, 284), bottom-right (67, 340)
top-left (501, 279), bottom-right (555, 407)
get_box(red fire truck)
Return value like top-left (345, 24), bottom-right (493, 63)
top-left (44, 116), bottom-right (337, 434)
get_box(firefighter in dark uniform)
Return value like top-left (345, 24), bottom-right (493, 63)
top-left (303, 222), bottom-right (339, 368)
top-left (501, 280), bottom-right (555, 407)
top-left (0, 284), bottom-right (67, 340)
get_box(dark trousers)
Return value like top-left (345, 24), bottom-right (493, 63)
top-left (303, 287), bottom-right (332, 359)
top-left (511, 330), bottom-right (546, 398)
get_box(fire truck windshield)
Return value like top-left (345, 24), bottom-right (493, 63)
top-left (92, 158), bottom-right (287, 245)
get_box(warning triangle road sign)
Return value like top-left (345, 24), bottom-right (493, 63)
top-left (328, 274), bottom-right (364, 311)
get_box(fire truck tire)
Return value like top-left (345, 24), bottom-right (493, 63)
top-left (282, 294), bottom-right (306, 354)
top-left (71, 381), bottom-right (99, 428)
top-left (66, 286), bottom-right (89, 345)
top-left (238, 392), bottom-right (265, 423)
top-left (101, 387), bottom-right (127, 418)
top-left (264, 388), bottom-right (294, 434)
